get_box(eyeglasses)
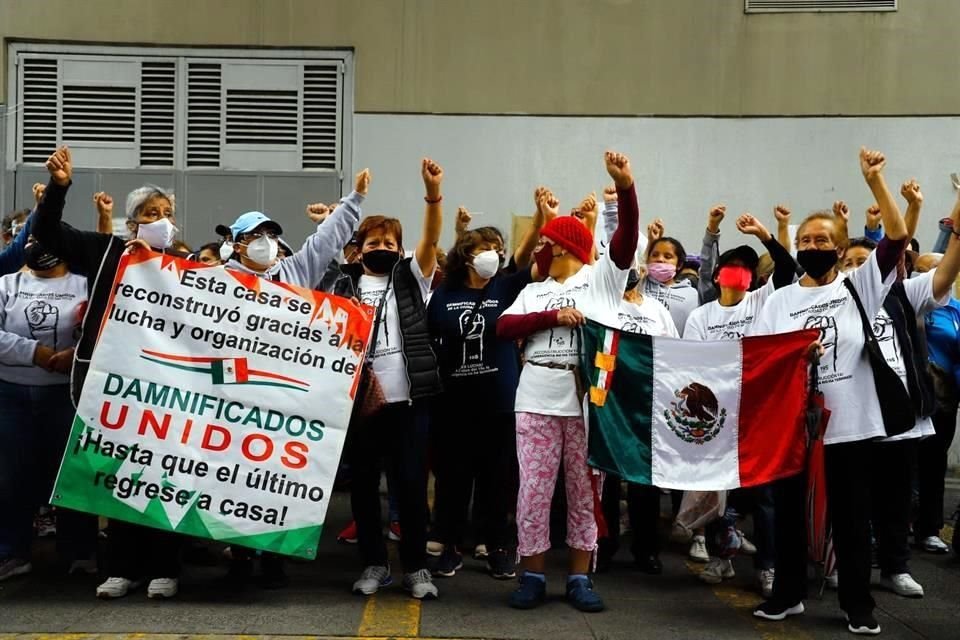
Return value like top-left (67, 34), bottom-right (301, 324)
top-left (244, 230), bottom-right (279, 241)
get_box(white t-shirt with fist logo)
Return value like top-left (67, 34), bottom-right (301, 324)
top-left (503, 253), bottom-right (629, 416)
top-left (0, 271), bottom-right (88, 385)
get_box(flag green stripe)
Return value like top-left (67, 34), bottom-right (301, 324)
top-left (581, 322), bottom-right (654, 484)
top-left (211, 360), bottom-right (225, 384)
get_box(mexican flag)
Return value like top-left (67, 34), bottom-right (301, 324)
top-left (582, 321), bottom-right (819, 490)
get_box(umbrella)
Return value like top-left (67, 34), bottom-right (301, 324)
top-left (803, 354), bottom-right (836, 595)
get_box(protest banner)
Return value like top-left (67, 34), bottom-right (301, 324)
top-left (51, 251), bottom-right (372, 559)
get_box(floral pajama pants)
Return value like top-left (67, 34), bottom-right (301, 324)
top-left (515, 412), bottom-right (598, 557)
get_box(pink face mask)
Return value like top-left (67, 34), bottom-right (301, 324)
top-left (646, 262), bottom-right (677, 284)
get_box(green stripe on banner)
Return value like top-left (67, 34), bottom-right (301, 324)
top-left (211, 359), bottom-right (225, 384)
top-left (581, 321), bottom-right (654, 484)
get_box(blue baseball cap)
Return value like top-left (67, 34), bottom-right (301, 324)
top-left (229, 211), bottom-right (283, 240)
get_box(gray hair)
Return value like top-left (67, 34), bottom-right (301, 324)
top-left (125, 185), bottom-right (175, 220)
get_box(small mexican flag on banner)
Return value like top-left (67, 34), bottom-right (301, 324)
top-left (582, 321), bottom-right (819, 490)
top-left (211, 358), bottom-right (249, 384)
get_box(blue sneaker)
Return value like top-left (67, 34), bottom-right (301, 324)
top-left (566, 576), bottom-right (605, 612)
top-left (508, 573), bottom-right (546, 609)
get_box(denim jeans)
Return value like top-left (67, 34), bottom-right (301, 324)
top-left (0, 380), bottom-right (97, 561)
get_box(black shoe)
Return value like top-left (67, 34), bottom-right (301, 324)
top-left (431, 547), bottom-right (463, 578)
top-left (846, 612), bottom-right (881, 635)
top-left (753, 600), bottom-right (805, 621)
top-left (634, 554), bottom-right (662, 575)
top-left (486, 549), bottom-right (516, 580)
top-left (258, 554), bottom-right (288, 589)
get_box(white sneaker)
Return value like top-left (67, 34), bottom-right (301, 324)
top-left (699, 558), bottom-right (734, 584)
top-left (147, 577), bottom-right (178, 599)
top-left (473, 544), bottom-right (489, 560)
top-left (0, 557), bottom-right (32, 582)
top-left (921, 535), bottom-right (950, 554)
top-left (758, 568), bottom-right (775, 598)
top-left (403, 568), bottom-right (439, 600)
top-left (68, 558), bottom-right (98, 575)
top-left (880, 572), bottom-right (924, 598)
top-left (739, 531), bottom-right (757, 555)
top-left (96, 577), bottom-right (142, 599)
top-left (426, 541), bottom-right (444, 557)
top-left (689, 535), bottom-right (709, 563)
top-left (352, 565), bottom-right (392, 596)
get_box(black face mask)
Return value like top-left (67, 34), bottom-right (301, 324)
top-left (362, 249), bottom-right (401, 275)
top-left (797, 248), bottom-right (839, 279)
top-left (625, 268), bottom-right (641, 293)
top-left (24, 243), bottom-right (62, 271)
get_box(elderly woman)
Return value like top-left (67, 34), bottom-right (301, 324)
top-left (749, 148), bottom-right (910, 636)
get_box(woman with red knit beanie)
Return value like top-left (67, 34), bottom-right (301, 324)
top-left (498, 151), bottom-right (639, 613)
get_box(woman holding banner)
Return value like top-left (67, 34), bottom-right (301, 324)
top-left (496, 151), bottom-right (638, 613)
top-left (0, 236), bottom-right (97, 582)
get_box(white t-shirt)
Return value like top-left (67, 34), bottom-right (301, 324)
top-left (750, 250), bottom-right (895, 445)
top-left (875, 270), bottom-right (946, 442)
top-left (0, 271), bottom-right (88, 386)
top-left (358, 258), bottom-right (433, 403)
top-left (684, 278), bottom-right (775, 341)
top-left (642, 278), bottom-right (699, 336)
top-left (503, 252), bottom-right (629, 416)
top-left (618, 296), bottom-right (678, 338)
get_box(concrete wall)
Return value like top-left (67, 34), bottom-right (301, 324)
top-left (354, 114), bottom-right (960, 253)
top-left (2, 0), bottom-right (960, 116)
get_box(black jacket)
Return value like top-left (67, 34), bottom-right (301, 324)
top-left (334, 258), bottom-right (441, 401)
top-left (33, 178), bottom-right (188, 404)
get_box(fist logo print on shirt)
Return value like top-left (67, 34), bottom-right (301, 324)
top-left (872, 314), bottom-right (899, 363)
top-left (25, 301), bottom-right (59, 351)
top-left (545, 296), bottom-right (577, 350)
top-left (803, 315), bottom-right (839, 372)
top-left (459, 309), bottom-right (486, 366)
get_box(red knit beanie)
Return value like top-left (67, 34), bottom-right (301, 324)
top-left (540, 216), bottom-right (594, 265)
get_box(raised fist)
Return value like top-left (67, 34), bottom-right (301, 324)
top-left (604, 151), bottom-right (634, 190)
top-left (602, 184), bottom-right (618, 205)
top-left (735, 213), bottom-right (771, 241)
top-left (45, 146), bottom-right (72, 186)
top-left (456, 206), bottom-right (472, 234)
top-left (305, 202), bottom-right (332, 224)
top-left (647, 218), bottom-right (665, 243)
top-left (422, 158), bottom-right (443, 195)
top-left (32, 183), bottom-right (46, 205)
top-left (93, 192), bottom-right (114, 217)
top-left (865, 204), bottom-right (882, 230)
top-left (707, 205), bottom-right (726, 233)
top-left (832, 200), bottom-right (850, 222)
top-left (859, 147), bottom-right (886, 181)
top-left (355, 168), bottom-right (371, 196)
top-left (901, 179), bottom-right (923, 205)
top-left (537, 188), bottom-right (560, 222)
top-left (774, 205), bottom-right (791, 223)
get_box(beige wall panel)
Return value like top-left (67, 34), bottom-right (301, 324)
top-left (2, 0), bottom-right (959, 115)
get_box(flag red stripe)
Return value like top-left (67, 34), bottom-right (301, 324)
top-left (235, 358), bottom-right (249, 383)
top-left (248, 368), bottom-right (308, 386)
top-left (142, 349), bottom-right (219, 364)
top-left (737, 329), bottom-right (819, 487)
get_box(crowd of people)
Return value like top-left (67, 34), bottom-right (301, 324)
top-left (1, 144), bottom-right (959, 636)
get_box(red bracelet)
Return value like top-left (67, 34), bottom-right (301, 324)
top-left (424, 195), bottom-right (443, 204)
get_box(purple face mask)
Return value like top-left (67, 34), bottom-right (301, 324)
top-left (647, 262), bottom-right (677, 284)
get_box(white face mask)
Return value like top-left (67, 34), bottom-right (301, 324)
top-left (219, 241), bottom-right (235, 262)
top-left (245, 235), bottom-right (279, 266)
top-left (136, 218), bottom-right (177, 249)
top-left (470, 250), bottom-right (501, 279)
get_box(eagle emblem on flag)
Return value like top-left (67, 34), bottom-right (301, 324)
top-left (664, 382), bottom-right (727, 445)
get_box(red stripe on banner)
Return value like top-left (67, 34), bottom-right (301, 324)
top-left (235, 358), bottom-right (250, 383)
top-left (248, 368), bottom-right (309, 387)
top-left (737, 329), bottom-right (820, 487)
top-left (141, 349), bottom-right (220, 364)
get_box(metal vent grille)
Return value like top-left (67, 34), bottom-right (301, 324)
top-left (302, 64), bottom-right (341, 169)
top-left (225, 88), bottom-right (299, 145)
top-left (746, 0), bottom-right (896, 12)
top-left (186, 62), bottom-right (222, 167)
top-left (61, 84), bottom-right (137, 143)
top-left (139, 61), bottom-right (176, 166)
top-left (19, 58), bottom-right (59, 163)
